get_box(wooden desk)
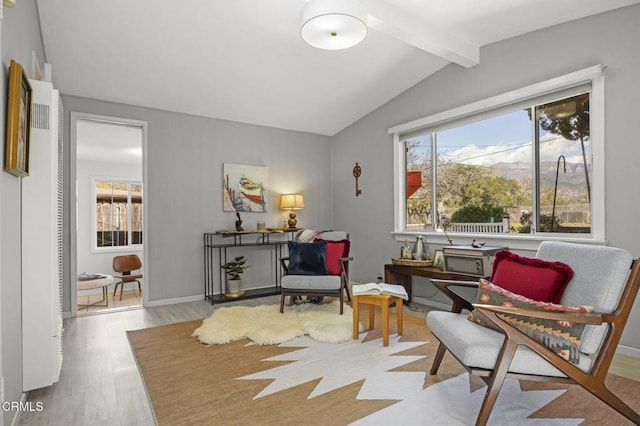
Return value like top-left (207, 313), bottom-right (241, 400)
top-left (384, 264), bottom-right (478, 303)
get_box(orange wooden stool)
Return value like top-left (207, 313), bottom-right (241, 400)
top-left (352, 293), bottom-right (403, 346)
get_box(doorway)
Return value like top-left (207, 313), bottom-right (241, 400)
top-left (70, 113), bottom-right (148, 316)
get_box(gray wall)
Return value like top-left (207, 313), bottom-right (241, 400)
top-left (61, 95), bottom-right (333, 308)
top-left (331, 5), bottom-right (640, 352)
top-left (0, 0), bottom-right (47, 423)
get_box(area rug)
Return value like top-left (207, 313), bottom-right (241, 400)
top-left (192, 301), bottom-right (356, 345)
top-left (128, 306), bottom-right (640, 426)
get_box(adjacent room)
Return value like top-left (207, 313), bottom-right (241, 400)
top-left (2, 1), bottom-right (640, 425)
top-left (75, 116), bottom-right (145, 315)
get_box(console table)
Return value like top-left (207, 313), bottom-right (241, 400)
top-left (384, 264), bottom-right (478, 304)
top-left (203, 229), bottom-right (298, 304)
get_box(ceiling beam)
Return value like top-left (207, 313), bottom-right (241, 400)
top-left (362, 0), bottom-right (479, 68)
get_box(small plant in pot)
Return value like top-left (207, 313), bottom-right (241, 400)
top-left (221, 256), bottom-right (250, 296)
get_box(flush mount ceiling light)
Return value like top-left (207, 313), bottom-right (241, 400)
top-left (301, 0), bottom-right (368, 50)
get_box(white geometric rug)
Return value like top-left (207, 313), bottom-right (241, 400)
top-left (239, 334), bottom-right (583, 425)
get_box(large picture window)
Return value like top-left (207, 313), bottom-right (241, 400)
top-left (391, 66), bottom-right (604, 244)
top-left (95, 180), bottom-right (143, 249)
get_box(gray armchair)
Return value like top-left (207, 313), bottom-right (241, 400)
top-left (280, 231), bottom-right (352, 314)
top-left (427, 241), bottom-right (640, 425)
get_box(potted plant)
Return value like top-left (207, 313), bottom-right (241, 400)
top-left (221, 256), bottom-right (249, 295)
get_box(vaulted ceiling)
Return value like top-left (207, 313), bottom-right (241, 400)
top-left (37, 0), bottom-right (640, 136)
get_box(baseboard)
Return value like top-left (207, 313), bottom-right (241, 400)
top-left (616, 344), bottom-right (640, 358)
top-left (146, 294), bottom-right (205, 307)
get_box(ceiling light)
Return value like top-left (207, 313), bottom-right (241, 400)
top-left (301, 0), bottom-right (368, 50)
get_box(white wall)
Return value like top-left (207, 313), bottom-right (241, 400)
top-left (331, 4), bottom-right (640, 353)
top-left (76, 159), bottom-right (143, 285)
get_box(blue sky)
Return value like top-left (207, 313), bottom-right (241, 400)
top-left (411, 109), bottom-right (589, 166)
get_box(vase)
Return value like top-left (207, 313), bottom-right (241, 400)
top-left (228, 279), bottom-right (241, 295)
top-left (413, 235), bottom-right (426, 260)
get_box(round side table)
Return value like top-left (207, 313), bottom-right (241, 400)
top-left (77, 274), bottom-right (113, 308)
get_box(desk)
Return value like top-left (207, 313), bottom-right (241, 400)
top-left (77, 274), bottom-right (113, 307)
top-left (384, 264), bottom-right (478, 303)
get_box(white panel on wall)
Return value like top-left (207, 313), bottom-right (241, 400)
top-left (21, 79), bottom-right (63, 391)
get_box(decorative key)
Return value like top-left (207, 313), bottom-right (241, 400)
top-left (353, 162), bottom-right (362, 196)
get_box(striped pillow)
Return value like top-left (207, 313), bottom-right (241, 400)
top-left (468, 279), bottom-right (591, 364)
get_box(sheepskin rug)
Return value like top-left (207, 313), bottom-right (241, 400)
top-left (193, 301), bottom-right (358, 345)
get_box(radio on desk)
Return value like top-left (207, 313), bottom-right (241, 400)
top-left (442, 245), bottom-right (506, 277)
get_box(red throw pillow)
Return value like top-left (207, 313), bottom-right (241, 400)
top-left (490, 250), bottom-right (573, 303)
top-left (314, 238), bottom-right (350, 275)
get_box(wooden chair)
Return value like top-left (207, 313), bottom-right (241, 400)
top-left (426, 241), bottom-right (640, 425)
top-left (280, 231), bottom-right (352, 314)
top-left (112, 254), bottom-right (143, 301)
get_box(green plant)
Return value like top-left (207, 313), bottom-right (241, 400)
top-left (221, 256), bottom-right (249, 280)
top-left (450, 204), bottom-right (504, 223)
top-left (516, 211), bottom-right (561, 233)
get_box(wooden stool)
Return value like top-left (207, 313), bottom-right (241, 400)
top-left (352, 294), bottom-right (403, 346)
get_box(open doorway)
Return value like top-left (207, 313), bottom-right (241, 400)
top-left (70, 113), bottom-right (148, 316)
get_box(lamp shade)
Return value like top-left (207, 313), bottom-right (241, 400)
top-left (280, 194), bottom-right (305, 210)
top-left (300, 0), bottom-right (368, 50)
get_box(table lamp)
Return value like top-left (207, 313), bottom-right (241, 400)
top-left (280, 194), bottom-right (304, 228)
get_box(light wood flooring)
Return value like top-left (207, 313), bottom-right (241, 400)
top-left (77, 288), bottom-right (143, 316)
top-left (16, 297), bottom-right (640, 425)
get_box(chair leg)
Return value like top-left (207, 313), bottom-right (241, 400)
top-left (113, 281), bottom-right (121, 297)
top-left (476, 339), bottom-right (518, 426)
top-left (137, 280), bottom-right (141, 293)
top-left (584, 381), bottom-right (640, 424)
top-left (430, 343), bottom-right (448, 375)
top-left (280, 292), bottom-right (285, 313)
top-left (344, 282), bottom-right (351, 301)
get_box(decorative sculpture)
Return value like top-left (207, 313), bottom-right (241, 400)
top-left (235, 212), bottom-right (244, 231)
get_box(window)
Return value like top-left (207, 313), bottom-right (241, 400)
top-left (94, 180), bottom-right (143, 249)
top-left (391, 66), bottom-right (604, 243)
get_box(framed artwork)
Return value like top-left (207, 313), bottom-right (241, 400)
top-left (223, 163), bottom-right (268, 212)
top-left (4, 60), bottom-right (33, 177)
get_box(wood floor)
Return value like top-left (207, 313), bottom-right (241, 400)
top-left (77, 288), bottom-right (143, 316)
top-left (16, 297), bottom-right (640, 425)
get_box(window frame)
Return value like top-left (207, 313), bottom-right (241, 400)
top-left (91, 177), bottom-right (144, 253)
top-left (389, 65), bottom-right (605, 251)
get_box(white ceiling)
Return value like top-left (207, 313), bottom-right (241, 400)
top-left (37, 0), bottom-right (640, 137)
top-left (76, 119), bottom-right (142, 164)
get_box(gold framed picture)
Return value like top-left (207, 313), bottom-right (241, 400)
top-left (4, 60), bottom-right (33, 177)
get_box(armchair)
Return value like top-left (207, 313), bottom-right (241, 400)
top-left (280, 231), bottom-right (352, 314)
top-left (426, 241), bottom-right (640, 425)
